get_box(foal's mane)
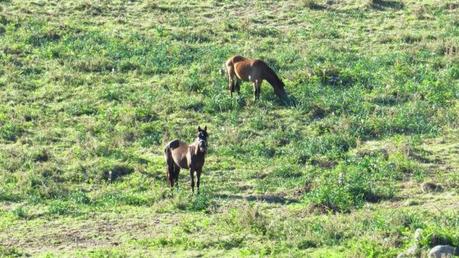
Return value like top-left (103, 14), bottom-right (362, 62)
top-left (192, 141), bottom-right (199, 155)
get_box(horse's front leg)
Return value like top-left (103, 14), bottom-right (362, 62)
top-left (168, 175), bottom-right (174, 188)
top-left (256, 80), bottom-right (261, 100)
top-left (174, 167), bottom-right (180, 189)
top-left (253, 80), bottom-right (261, 101)
top-left (196, 168), bottom-right (202, 194)
top-left (167, 163), bottom-right (174, 187)
top-left (189, 168), bottom-right (195, 193)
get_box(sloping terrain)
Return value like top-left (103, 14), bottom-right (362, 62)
top-left (0, 0), bottom-right (458, 256)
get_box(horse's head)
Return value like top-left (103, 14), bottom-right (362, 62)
top-left (196, 126), bottom-right (208, 154)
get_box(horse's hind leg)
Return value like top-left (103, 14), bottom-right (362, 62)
top-left (167, 163), bottom-right (174, 187)
top-left (235, 80), bottom-right (241, 95)
top-left (173, 166), bottom-right (180, 189)
top-left (165, 146), bottom-right (176, 188)
top-left (229, 82), bottom-right (234, 97)
top-left (229, 78), bottom-right (239, 97)
top-left (167, 166), bottom-right (174, 187)
top-left (227, 66), bottom-right (235, 97)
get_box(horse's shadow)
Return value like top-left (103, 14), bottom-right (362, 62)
top-left (281, 95), bottom-right (297, 107)
top-left (214, 193), bottom-right (299, 205)
top-left (263, 93), bottom-right (297, 107)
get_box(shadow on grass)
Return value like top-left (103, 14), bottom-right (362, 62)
top-left (215, 193), bottom-right (299, 204)
top-left (368, 0), bottom-right (404, 10)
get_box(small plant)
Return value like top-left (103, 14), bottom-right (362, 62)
top-left (367, 0), bottom-right (404, 10)
top-left (48, 200), bottom-right (75, 216)
top-left (241, 204), bottom-right (269, 235)
top-left (69, 190), bottom-right (91, 205)
top-left (190, 192), bottom-right (210, 211)
top-left (303, 0), bottom-right (324, 10)
top-left (0, 246), bottom-right (24, 257)
top-left (32, 148), bottom-right (49, 162)
top-left (0, 123), bottom-right (23, 142)
top-left (305, 156), bottom-right (399, 212)
top-left (12, 206), bottom-right (28, 219)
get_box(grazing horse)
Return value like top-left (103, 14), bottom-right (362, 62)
top-left (224, 55), bottom-right (288, 102)
top-left (164, 126), bottom-right (208, 193)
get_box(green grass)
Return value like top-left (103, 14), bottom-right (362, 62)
top-left (1, 0), bottom-right (459, 256)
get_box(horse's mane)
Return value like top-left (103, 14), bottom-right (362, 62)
top-left (260, 61), bottom-right (288, 100)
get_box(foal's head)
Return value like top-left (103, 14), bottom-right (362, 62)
top-left (196, 126), bottom-right (208, 154)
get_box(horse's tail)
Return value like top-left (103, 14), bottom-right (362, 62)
top-left (260, 62), bottom-right (289, 102)
top-left (164, 142), bottom-right (175, 186)
top-left (164, 143), bottom-right (171, 161)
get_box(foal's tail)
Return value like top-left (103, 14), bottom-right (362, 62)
top-left (260, 62), bottom-right (289, 102)
top-left (164, 144), bottom-right (171, 161)
top-left (164, 144), bottom-right (175, 186)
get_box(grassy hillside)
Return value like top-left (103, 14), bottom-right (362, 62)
top-left (1, 0), bottom-right (458, 256)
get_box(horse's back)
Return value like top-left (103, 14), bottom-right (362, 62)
top-left (166, 139), bottom-right (182, 149)
top-left (234, 59), bottom-right (267, 81)
top-left (227, 55), bottom-right (246, 65)
top-left (164, 139), bottom-right (189, 169)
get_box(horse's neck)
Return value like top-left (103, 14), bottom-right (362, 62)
top-left (195, 150), bottom-right (205, 160)
top-left (190, 141), bottom-right (205, 158)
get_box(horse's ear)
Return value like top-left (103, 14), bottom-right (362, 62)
top-left (204, 126), bottom-right (207, 132)
top-left (198, 126), bottom-right (202, 131)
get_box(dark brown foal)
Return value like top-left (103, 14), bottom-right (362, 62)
top-left (164, 126), bottom-right (208, 193)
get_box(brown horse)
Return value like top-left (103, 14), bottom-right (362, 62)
top-left (224, 55), bottom-right (288, 102)
top-left (164, 126), bottom-right (208, 193)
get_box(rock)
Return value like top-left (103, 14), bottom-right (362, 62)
top-left (428, 245), bottom-right (458, 258)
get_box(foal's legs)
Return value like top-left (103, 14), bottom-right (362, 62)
top-left (174, 167), bottom-right (180, 189)
top-left (168, 172), bottom-right (174, 187)
top-left (196, 168), bottom-right (202, 193)
top-left (167, 161), bottom-right (175, 187)
top-left (190, 169), bottom-right (195, 193)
